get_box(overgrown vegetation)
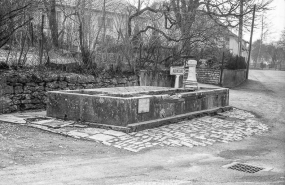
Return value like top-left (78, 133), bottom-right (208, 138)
top-left (0, 0), bottom-right (273, 74)
top-left (224, 54), bottom-right (247, 70)
top-left (251, 39), bottom-right (285, 69)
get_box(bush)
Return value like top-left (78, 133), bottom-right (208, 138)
top-left (0, 62), bottom-right (9, 70)
top-left (45, 62), bottom-right (100, 75)
top-left (2, 45), bottom-right (11, 50)
top-left (260, 63), bottom-right (266, 69)
top-left (224, 54), bottom-right (247, 70)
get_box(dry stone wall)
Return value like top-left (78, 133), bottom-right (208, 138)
top-left (196, 68), bottom-right (221, 85)
top-left (0, 71), bottom-right (138, 114)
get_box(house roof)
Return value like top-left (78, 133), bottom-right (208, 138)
top-left (57, 0), bottom-right (132, 14)
top-left (213, 18), bottom-right (248, 44)
top-left (227, 29), bottom-right (249, 44)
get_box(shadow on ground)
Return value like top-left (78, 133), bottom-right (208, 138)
top-left (231, 79), bottom-right (274, 94)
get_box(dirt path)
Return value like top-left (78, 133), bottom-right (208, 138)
top-left (0, 70), bottom-right (284, 185)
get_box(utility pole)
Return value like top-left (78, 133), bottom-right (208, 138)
top-left (246, 5), bottom-right (256, 79)
top-left (138, 0), bottom-right (141, 11)
top-left (257, 14), bottom-right (265, 69)
top-left (238, 0), bottom-right (244, 56)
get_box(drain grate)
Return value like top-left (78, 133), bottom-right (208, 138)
top-left (228, 163), bottom-right (264, 173)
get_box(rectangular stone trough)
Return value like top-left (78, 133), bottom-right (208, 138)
top-left (46, 86), bottom-right (230, 132)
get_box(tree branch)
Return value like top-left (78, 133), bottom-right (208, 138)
top-left (128, 6), bottom-right (159, 36)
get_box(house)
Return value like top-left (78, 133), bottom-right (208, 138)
top-left (33, 0), bottom-right (145, 51)
top-left (225, 31), bottom-right (248, 58)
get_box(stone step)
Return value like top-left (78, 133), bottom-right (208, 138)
top-left (78, 106), bottom-right (233, 133)
top-left (81, 122), bottom-right (131, 133)
top-left (126, 106), bottom-right (233, 132)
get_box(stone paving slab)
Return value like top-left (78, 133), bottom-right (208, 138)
top-left (0, 108), bottom-right (269, 153)
top-left (0, 111), bottom-right (46, 124)
top-left (31, 119), bottom-right (74, 128)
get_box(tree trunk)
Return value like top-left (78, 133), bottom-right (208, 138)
top-left (48, 0), bottom-right (59, 47)
top-left (171, 0), bottom-right (199, 55)
top-left (78, 0), bottom-right (92, 65)
top-left (102, 0), bottom-right (106, 43)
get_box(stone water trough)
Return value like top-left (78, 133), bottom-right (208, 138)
top-left (47, 86), bottom-right (231, 132)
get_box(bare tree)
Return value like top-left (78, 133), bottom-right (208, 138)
top-left (37, 0), bottom-right (272, 72)
top-left (54, 0), bottom-right (127, 67)
top-left (0, 0), bottom-right (33, 48)
top-left (279, 29), bottom-right (285, 49)
top-left (127, 0), bottom-right (272, 56)
top-left (42, 0), bottom-right (59, 48)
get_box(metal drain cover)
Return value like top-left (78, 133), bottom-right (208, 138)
top-left (226, 163), bottom-right (264, 173)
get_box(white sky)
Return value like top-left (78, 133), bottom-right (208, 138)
top-left (244, 0), bottom-right (285, 43)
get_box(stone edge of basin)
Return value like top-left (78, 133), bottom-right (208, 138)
top-left (80, 106), bottom-right (233, 133)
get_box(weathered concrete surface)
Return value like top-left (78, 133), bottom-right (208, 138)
top-left (0, 70), bottom-right (284, 185)
top-left (47, 86), bottom-right (229, 127)
top-left (140, 70), bottom-right (176, 87)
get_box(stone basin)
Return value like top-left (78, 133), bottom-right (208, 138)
top-left (46, 86), bottom-right (229, 130)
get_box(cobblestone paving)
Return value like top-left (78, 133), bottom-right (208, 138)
top-left (0, 108), bottom-right (269, 153)
top-left (96, 108), bottom-right (268, 152)
top-left (60, 108), bottom-right (269, 152)
top-left (219, 108), bottom-right (256, 119)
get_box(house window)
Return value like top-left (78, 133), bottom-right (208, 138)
top-left (98, 17), bottom-right (113, 31)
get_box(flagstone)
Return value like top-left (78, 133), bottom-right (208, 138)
top-left (103, 130), bottom-right (127, 137)
top-left (89, 134), bottom-right (115, 142)
top-left (67, 131), bottom-right (89, 138)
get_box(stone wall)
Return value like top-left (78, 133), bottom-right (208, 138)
top-left (140, 68), bottom-right (221, 88)
top-left (196, 68), bottom-right (221, 85)
top-left (0, 71), bottom-right (138, 114)
top-left (139, 70), bottom-right (176, 87)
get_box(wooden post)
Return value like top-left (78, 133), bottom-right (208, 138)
top-left (246, 5), bottom-right (256, 79)
top-left (220, 51), bottom-right (225, 85)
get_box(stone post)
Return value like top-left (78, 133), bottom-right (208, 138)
top-left (183, 59), bottom-right (198, 89)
